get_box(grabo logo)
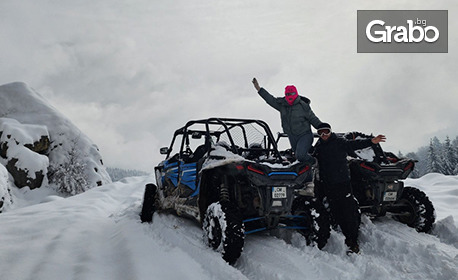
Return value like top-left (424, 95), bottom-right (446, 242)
top-left (366, 19), bottom-right (439, 43)
top-left (357, 10), bottom-right (448, 53)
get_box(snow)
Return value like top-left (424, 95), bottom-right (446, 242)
top-left (201, 145), bottom-right (245, 171)
top-left (0, 118), bottom-right (48, 147)
top-left (0, 118), bottom-right (49, 181)
top-left (1, 82), bottom-right (456, 278)
top-left (0, 164), bottom-right (13, 210)
top-left (5, 143), bottom-right (49, 180)
top-left (0, 173), bottom-right (457, 280)
top-left (405, 174), bottom-right (458, 224)
top-left (0, 82), bottom-right (111, 200)
top-left (354, 147), bottom-right (376, 162)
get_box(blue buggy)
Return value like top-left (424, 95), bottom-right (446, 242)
top-left (140, 118), bottom-right (330, 264)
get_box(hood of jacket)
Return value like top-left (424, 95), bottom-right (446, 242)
top-left (300, 96), bottom-right (311, 104)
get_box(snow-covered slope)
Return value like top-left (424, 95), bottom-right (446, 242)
top-left (0, 82), bottom-right (111, 204)
top-left (0, 173), bottom-right (456, 280)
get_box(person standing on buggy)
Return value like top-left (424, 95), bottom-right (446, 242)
top-left (312, 122), bottom-right (386, 254)
top-left (252, 77), bottom-right (322, 165)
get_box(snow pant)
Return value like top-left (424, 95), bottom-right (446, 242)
top-left (288, 131), bottom-right (314, 164)
top-left (320, 181), bottom-right (360, 246)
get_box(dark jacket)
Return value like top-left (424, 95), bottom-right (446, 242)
top-left (313, 133), bottom-right (373, 185)
top-left (258, 88), bottom-right (322, 136)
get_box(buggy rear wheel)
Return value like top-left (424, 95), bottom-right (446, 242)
top-left (140, 184), bottom-right (157, 223)
top-left (202, 201), bottom-right (244, 264)
top-left (292, 197), bottom-right (331, 249)
top-left (393, 186), bottom-right (435, 233)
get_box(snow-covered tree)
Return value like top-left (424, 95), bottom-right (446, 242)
top-left (426, 139), bottom-right (441, 174)
top-left (431, 136), bottom-right (441, 149)
top-left (402, 135), bottom-right (458, 177)
top-left (452, 136), bottom-right (458, 148)
top-left (48, 138), bottom-right (90, 195)
top-left (442, 136), bottom-right (457, 175)
top-left (453, 136), bottom-right (458, 175)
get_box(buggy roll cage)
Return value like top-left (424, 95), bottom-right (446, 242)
top-left (275, 131), bottom-right (393, 164)
top-left (163, 118), bottom-right (283, 161)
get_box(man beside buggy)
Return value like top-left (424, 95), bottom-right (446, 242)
top-left (253, 78), bottom-right (386, 254)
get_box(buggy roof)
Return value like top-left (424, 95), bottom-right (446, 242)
top-left (169, 117), bottom-right (282, 160)
top-left (174, 118), bottom-right (272, 134)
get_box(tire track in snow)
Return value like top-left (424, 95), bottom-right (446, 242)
top-left (0, 178), bottom-right (147, 280)
top-left (108, 177), bottom-right (247, 280)
top-left (236, 234), bottom-right (324, 280)
top-left (29, 221), bottom-right (73, 280)
top-left (139, 212), bottom-right (247, 280)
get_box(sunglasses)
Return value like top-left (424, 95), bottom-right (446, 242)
top-left (318, 129), bottom-right (331, 136)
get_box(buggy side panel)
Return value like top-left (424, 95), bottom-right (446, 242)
top-left (181, 162), bottom-right (199, 197)
top-left (164, 160), bottom-right (179, 186)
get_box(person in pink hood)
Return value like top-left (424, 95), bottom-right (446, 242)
top-left (252, 78), bottom-right (323, 164)
top-left (284, 85), bottom-right (299, 105)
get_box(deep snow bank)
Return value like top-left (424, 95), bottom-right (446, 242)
top-left (404, 173), bottom-right (458, 226)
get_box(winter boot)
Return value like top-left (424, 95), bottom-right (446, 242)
top-left (345, 239), bottom-right (360, 255)
top-left (346, 244), bottom-right (360, 255)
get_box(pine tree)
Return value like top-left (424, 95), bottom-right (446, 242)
top-left (426, 139), bottom-right (441, 174)
top-left (453, 136), bottom-right (458, 175)
top-left (431, 136), bottom-right (441, 149)
top-left (452, 136), bottom-right (458, 148)
top-left (414, 146), bottom-right (429, 177)
top-left (442, 136), bottom-right (457, 175)
top-left (404, 135), bottom-right (458, 177)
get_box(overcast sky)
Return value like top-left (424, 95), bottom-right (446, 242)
top-left (1, 0), bottom-right (457, 171)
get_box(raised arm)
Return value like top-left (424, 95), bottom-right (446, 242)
top-left (344, 134), bottom-right (386, 152)
top-left (252, 77), bottom-right (281, 111)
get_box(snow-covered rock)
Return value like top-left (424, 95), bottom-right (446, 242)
top-left (0, 118), bottom-right (50, 189)
top-left (0, 82), bottom-right (111, 197)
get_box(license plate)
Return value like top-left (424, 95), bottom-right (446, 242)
top-left (272, 187), bottom-right (287, 199)
top-left (383, 191), bottom-right (397, 201)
